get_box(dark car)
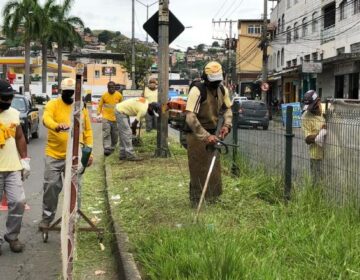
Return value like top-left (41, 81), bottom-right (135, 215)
top-left (11, 94), bottom-right (40, 143)
top-left (237, 100), bottom-right (269, 130)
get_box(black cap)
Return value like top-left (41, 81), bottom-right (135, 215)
top-left (303, 90), bottom-right (319, 111)
top-left (149, 102), bottom-right (161, 117)
top-left (0, 79), bottom-right (14, 97)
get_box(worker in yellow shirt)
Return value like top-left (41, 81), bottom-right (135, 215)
top-left (97, 81), bottom-right (123, 156)
top-left (143, 78), bottom-right (158, 132)
top-left (0, 79), bottom-right (29, 254)
top-left (115, 97), bottom-right (160, 161)
top-left (301, 90), bottom-right (326, 186)
top-left (39, 78), bottom-right (93, 229)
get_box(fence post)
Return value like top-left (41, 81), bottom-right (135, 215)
top-left (231, 101), bottom-right (240, 176)
top-left (285, 106), bottom-right (294, 201)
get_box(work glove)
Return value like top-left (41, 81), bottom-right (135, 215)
top-left (20, 157), bottom-right (31, 181)
top-left (204, 135), bottom-right (218, 145)
top-left (315, 128), bottom-right (327, 147)
top-left (131, 120), bottom-right (138, 136)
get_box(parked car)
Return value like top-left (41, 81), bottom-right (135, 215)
top-left (232, 96), bottom-right (248, 105)
top-left (11, 94), bottom-right (40, 143)
top-left (236, 100), bottom-right (269, 130)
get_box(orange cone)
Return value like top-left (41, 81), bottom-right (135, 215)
top-left (0, 193), bottom-right (30, 211)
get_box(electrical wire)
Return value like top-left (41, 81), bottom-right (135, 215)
top-left (213, 0), bottom-right (230, 19)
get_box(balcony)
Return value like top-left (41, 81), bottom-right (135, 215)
top-left (321, 24), bottom-right (335, 44)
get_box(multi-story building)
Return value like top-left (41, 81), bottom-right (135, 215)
top-left (269, 0), bottom-right (360, 103)
top-left (236, 19), bottom-right (267, 97)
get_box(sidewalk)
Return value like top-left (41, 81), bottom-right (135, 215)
top-left (103, 130), bottom-right (360, 279)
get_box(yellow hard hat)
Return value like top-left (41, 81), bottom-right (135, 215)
top-left (61, 78), bottom-right (76, 91)
top-left (204, 61), bottom-right (223, 82)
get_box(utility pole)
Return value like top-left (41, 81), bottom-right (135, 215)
top-left (155, 0), bottom-right (170, 158)
top-left (136, 0), bottom-right (158, 45)
top-left (212, 19), bottom-right (237, 87)
top-left (131, 0), bottom-right (136, 89)
top-left (261, 0), bottom-right (268, 102)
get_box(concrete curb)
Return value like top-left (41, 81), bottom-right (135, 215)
top-left (104, 164), bottom-right (142, 280)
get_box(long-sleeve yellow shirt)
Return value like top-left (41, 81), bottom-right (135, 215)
top-left (43, 98), bottom-right (93, 160)
top-left (97, 91), bottom-right (123, 121)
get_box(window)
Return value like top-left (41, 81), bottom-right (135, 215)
top-left (281, 48), bottom-right (284, 66)
top-left (304, 54), bottom-right (311, 62)
top-left (340, 0), bottom-right (347, 20)
top-left (312, 12), bottom-right (318, 32)
top-left (95, 70), bottom-right (100, 78)
top-left (286, 26), bottom-right (291, 43)
top-left (355, 0), bottom-right (360, 14)
top-left (248, 25), bottom-right (262, 34)
top-left (351, 42), bottom-right (360, 53)
top-left (337, 47), bottom-right (345, 55)
top-left (292, 59), bottom-right (297, 66)
top-left (277, 51), bottom-right (281, 67)
top-left (302, 18), bottom-right (308, 37)
top-left (286, 61), bottom-right (291, 68)
top-left (323, 3), bottom-right (336, 28)
top-left (287, 0), bottom-right (291, 9)
top-left (312, 52), bottom-right (318, 61)
top-left (278, 19), bottom-right (281, 34)
top-left (282, 14), bottom-right (285, 32)
top-left (294, 22), bottom-right (299, 40)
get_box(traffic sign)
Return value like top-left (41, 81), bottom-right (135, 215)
top-left (261, 82), bottom-right (270, 92)
top-left (143, 10), bottom-right (185, 44)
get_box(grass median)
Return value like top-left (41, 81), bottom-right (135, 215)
top-left (106, 131), bottom-right (360, 280)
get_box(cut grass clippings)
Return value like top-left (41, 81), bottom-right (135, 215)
top-left (106, 131), bottom-right (360, 280)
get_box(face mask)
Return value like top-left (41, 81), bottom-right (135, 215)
top-left (61, 92), bottom-right (74, 105)
top-left (207, 81), bottom-right (221, 89)
top-left (0, 101), bottom-right (11, 111)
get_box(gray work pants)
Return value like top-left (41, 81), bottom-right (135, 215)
top-left (0, 171), bottom-right (25, 242)
top-left (102, 119), bottom-right (118, 152)
top-left (115, 112), bottom-right (136, 159)
top-left (145, 112), bottom-right (157, 132)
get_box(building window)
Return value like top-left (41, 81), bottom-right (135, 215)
top-left (278, 19), bottom-right (281, 34)
top-left (292, 59), bottom-right (297, 66)
top-left (286, 26), bottom-right (291, 43)
top-left (282, 14), bottom-right (285, 32)
top-left (340, 0), bottom-right (347, 20)
top-left (248, 25), bottom-right (262, 34)
top-left (287, 0), bottom-right (291, 9)
top-left (351, 42), bottom-right (360, 53)
top-left (312, 12), bottom-right (318, 32)
top-left (95, 70), bottom-right (100, 78)
top-left (287, 61), bottom-right (291, 68)
top-left (281, 48), bottom-right (284, 65)
top-left (304, 54), bottom-right (311, 62)
top-left (312, 52), bottom-right (318, 61)
top-left (324, 3), bottom-right (336, 28)
top-left (294, 22), bottom-right (299, 40)
top-left (355, 0), bottom-right (360, 14)
top-left (337, 47), bottom-right (345, 55)
top-left (302, 18), bottom-right (308, 37)
top-left (277, 51), bottom-right (281, 67)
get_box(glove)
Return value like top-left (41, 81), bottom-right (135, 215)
top-left (204, 135), bottom-right (218, 145)
top-left (96, 114), bottom-right (103, 122)
top-left (20, 157), bottom-right (31, 181)
top-left (315, 128), bottom-right (327, 147)
top-left (131, 120), bottom-right (138, 136)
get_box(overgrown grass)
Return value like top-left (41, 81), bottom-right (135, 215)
top-left (74, 153), bottom-right (118, 279)
top-left (106, 131), bottom-right (360, 280)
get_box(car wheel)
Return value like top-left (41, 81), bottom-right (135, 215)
top-left (263, 125), bottom-right (269, 130)
top-left (25, 126), bottom-right (31, 144)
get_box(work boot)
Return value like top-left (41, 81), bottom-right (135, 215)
top-left (4, 235), bottom-right (24, 253)
top-left (104, 149), bottom-right (112, 156)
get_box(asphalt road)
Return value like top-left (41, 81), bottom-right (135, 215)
top-left (0, 108), bottom-right (61, 280)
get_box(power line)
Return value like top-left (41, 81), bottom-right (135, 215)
top-left (213, 0), bottom-right (230, 19)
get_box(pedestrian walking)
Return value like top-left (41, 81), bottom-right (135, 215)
top-left (185, 61), bottom-right (233, 207)
top-left (0, 79), bottom-right (30, 254)
top-left (39, 78), bottom-right (93, 229)
top-left (301, 90), bottom-right (326, 186)
top-left (97, 81), bottom-right (123, 156)
top-left (143, 78), bottom-right (158, 132)
top-left (115, 97), bottom-right (160, 161)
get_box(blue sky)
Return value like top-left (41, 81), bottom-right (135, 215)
top-left (1, 0), bottom-right (271, 49)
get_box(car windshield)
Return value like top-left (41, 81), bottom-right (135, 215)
top-left (241, 101), bottom-right (266, 109)
top-left (11, 97), bottom-right (27, 112)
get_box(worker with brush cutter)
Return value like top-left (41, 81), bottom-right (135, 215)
top-left (185, 61), bottom-right (233, 207)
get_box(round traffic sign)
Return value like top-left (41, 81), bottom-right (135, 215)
top-left (261, 82), bottom-right (269, 92)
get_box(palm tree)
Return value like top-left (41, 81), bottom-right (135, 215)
top-left (50, 0), bottom-right (83, 89)
top-left (38, 0), bottom-right (58, 95)
top-left (3, 0), bottom-right (41, 94)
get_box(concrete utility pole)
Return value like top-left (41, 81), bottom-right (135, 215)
top-left (131, 0), bottom-right (136, 89)
top-left (261, 0), bottom-right (269, 102)
top-left (155, 0), bottom-right (170, 158)
top-left (136, 0), bottom-right (158, 45)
